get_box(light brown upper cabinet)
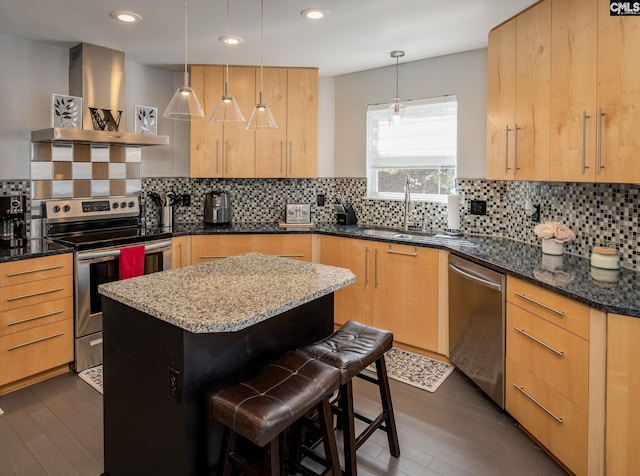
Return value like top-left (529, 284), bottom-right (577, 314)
top-left (255, 67), bottom-right (318, 178)
top-left (487, 0), bottom-right (550, 181)
top-left (595, 0), bottom-right (640, 183)
top-left (190, 65), bottom-right (256, 178)
top-left (191, 65), bottom-right (318, 179)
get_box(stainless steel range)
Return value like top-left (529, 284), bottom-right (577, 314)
top-left (43, 196), bottom-right (172, 372)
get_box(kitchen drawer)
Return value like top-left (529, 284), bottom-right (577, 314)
top-left (0, 318), bottom-right (73, 386)
top-left (506, 357), bottom-right (587, 476)
top-left (0, 254), bottom-right (72, 287)
top-left (0, 274), bottom-right (73, 312)
top-left (0, 297), bottom-right (73, 337)
top-left (507, 303), bottom-right (588, 411)
top-left (507, 276), bottom-right (589, 339)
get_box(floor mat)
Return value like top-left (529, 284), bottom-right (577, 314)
top-left (367, 348), bottom-right (454, 393)
top-left (78, 365), bottom-right (103, 394)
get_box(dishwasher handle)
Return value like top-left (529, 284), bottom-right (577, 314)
top-left (449, 263), bottom-right (503, 292)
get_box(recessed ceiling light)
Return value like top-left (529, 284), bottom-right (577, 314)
top-left (219, 36), bottom-right (244, 46)
top-left (301, 8), bottom-right (329, 20)
top-left (110, 11), bottom-right (142, 23)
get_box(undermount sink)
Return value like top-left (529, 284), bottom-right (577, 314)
top-left (358, 227), bottom-right (476, 247)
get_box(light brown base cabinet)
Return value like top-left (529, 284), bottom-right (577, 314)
top-left (505, 276), bottom-right (605, 476)
top-left (606, 313), bottom-right (640, 476)
top-left (172, 236), bottom-right (191, 269)
top-left (190, 234), bottom-right (312, 265)
top-left (0, 254), bottom-right (74, 395)
top-left (317, 235), bottom-right (442, 353)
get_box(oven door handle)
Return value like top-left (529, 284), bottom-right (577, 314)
top-left (76, 240), bottom-right (172, 262)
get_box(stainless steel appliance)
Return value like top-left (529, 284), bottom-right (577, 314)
top-left (43, 196), bottom-right (172, 372)
top-left (204, 191), bottom-right (232, 224)
top-left (448, 254), bottom-right (506, 408)
top-left (0, 195), bottom-right (27, 248)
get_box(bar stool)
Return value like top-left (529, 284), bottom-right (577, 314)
top-left (210, 350), bottom-right (342, 476)
top-left (299, 320), bottom-right (400, 476)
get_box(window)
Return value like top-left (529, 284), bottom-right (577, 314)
top-left (366, 95), bottom-right (457, 202)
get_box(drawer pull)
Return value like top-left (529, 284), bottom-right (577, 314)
top-left (6, 264), bottom-right (65, 277)
top-left (513, 384), bottom-right (564, 424)
top-left (513, 327), bottom-right (564, 356)
top-left (513, 292), bottom-right (564, 316)
top-left (275, 254), bottom-right (304, 258)
top-left (386, 245), bottom-right (418, 257)
top-left (7, 331), bottom-right (65, 351)
top-left (8, 309), bottom-right (65, 326)
top-left (6, 287), bottom-right (65, 302)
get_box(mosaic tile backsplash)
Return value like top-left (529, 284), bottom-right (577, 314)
top-left (143, 177), bottom-right (640, 271)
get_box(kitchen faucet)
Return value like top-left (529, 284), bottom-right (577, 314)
top-left (403, 175), bottom-right (414, 231)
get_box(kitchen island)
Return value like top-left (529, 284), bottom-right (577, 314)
top-left (98, 253), bottom-right (355, 476)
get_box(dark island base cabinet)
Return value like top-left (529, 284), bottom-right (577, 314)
top-left (102, 294), bottom-right (334, 476)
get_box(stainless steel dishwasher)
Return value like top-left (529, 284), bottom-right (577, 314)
top-left (448, 254), bottom-right (506, 408)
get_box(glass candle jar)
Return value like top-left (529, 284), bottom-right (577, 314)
top-left (590, 246), bottom-right (619, 270)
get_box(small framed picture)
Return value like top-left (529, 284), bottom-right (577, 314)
top-left (52, 94), bottom-right (82, 129)
top-left (134, 105), bottom-right (158, 135)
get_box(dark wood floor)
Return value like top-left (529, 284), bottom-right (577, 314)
top-left (0, 369), bottom-right (567, 475)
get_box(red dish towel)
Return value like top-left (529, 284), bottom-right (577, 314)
top-left (119, 245), bottom-right (146, 280)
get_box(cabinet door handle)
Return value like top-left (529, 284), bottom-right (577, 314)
top-left (513, 292), bottom-right (564, 316)
top-left (513, 384), bottom-right (564, 424)
top-left (513, 327), bottom-right (564, 356)
top-left (280, 140), bottom-right (284, 174)
top-left (7, 287), bottom-right (65, 302)
top-left (6, 264), bottom-right (64, 277)
top-left (596, 108), bottom-right (605, 173)
top-left (386, 245), bottom-right (418, 257)
top-left (225, 141), bottom-right (230, 174)
top-left (364, 247), bottom-right (370, 286)
top-left (178, 242), bottom-right (182, 268)
top-left (216, 139), bottom-right (220, 174)
top-left (374, 248), bottom-right (379, 288)
top-left (514, 123), bottom-right (520, 171)
top-left (581, 111), bottom-right (590, 174)
top-left (504, 125), bottom-right (511, 173)
top-left (289, 141), bottom-right (293, 174)
top-left (8, 309), bottom-right (65, 326)
top-left (276, 254), bottom-right (304, 258)
top-left (8, 331), bottom-right (65, 351)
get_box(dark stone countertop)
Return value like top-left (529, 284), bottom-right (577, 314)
top-left (0, 239), bottom-right (73, 264)
top-left (172, 222), bottom-right (640, 318)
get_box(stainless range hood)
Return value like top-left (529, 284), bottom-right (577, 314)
top-left (31, 43), bottom-right (169, 146)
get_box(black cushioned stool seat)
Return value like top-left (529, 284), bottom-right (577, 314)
top-left (210, 350), bottom-right (342, 476)
top-left (299, 320), bottom-right (400, 476)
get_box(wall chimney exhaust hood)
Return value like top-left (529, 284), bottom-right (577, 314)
top-left (31, 43), bottom-right (169, 147)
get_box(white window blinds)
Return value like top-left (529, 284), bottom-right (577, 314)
top-left (367, 95), bottom-right (458, 169)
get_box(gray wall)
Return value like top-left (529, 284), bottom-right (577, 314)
top-left (333, 48), bottom-right (487, 179)
top-left (0, 35), bottom-right (67, 179)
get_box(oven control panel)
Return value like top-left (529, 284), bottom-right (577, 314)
top-left (44, 197), bottom-right (140, 222)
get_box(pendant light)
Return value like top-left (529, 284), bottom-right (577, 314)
top-left (210, 0), bottom-right (245, 123)
top-left (246, 0), bottom-right (278, 129)
top-left (163, 0), bottom-right (205, 120)
top-left (388, 50), bottom-right (406, 125)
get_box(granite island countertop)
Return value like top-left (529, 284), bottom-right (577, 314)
top-left (98, 252), bottom-right (355, 333)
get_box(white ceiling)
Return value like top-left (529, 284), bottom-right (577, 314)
top-left (0, 0), bottom-right (537, 76)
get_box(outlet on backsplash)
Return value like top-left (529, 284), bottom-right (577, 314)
top-left (469, 200), bottom-right (487, 215)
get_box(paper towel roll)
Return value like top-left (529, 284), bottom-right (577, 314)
top-left (447, 194), bottom-right (460, 231)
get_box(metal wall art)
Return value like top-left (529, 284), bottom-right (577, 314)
top-left (134, 105), bottom-right (158, 135)
top-left (51, 94), bottom-right (82, 129)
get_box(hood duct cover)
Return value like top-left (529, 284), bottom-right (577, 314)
top-left (31, 43), bottom-right (168, 146)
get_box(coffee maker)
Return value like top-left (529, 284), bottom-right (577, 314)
top-left (0, 195), bottom-right (27, 248)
